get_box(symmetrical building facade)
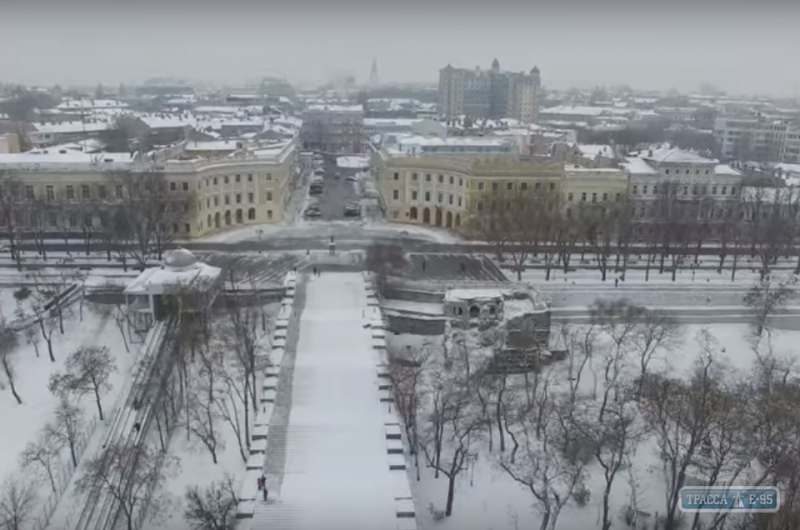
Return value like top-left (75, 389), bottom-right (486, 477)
top-left (622, 146), bottom-right (744, 238)
top-left (0, 139), bottom-right (300, 239)
top-left (371, 135), bottom-right (629, 231)
top-left (300, 105), bottom-right (365, 155)
top-left (438, 59), bottom-right (541, 123)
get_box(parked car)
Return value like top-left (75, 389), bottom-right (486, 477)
top-left (304, 206), bottom-right (322, 218)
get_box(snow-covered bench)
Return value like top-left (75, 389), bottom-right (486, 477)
top-left (395, 498), bottom-right (416, 519)
top-left (275, 318), bottom-right (289, 330)
top-left (246, 453), bottom-right (263, 471)
top-left (392, 470), bottom-right (413, 500)
top-left (385, 423), bottom-right (402, 440)
top-left (261, 389), bottom-right (277, 404)
top-left (386, 438), bottom-right (404, 455)
top-left (379, 388), bottom-right (393, 403)
top-left (388, 454), bottom-right (407, 470)
top-left (252, 424), bottom-right (269, 441)
top-left (273, 328), bottom-right (287, 340)
top-left (262, 375), bottom-right (278, 391)
top-left (250, 437), bottom-right (268, 454)
top-left (372, 337), bottom-right (386, 350)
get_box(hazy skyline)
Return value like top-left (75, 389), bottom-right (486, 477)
top-left (2, 0), bottom-right (799, 98)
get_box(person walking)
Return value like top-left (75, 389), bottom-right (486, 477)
top-left (312, 266), bottom-right (317, 276)
top-left (262, 476), bottom-right (269, 502)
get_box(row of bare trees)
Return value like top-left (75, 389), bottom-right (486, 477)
top-left (387, 297), bottom-right (800, 530)
top-left (0, 168), bottom-right (193, 272)
top-left (471, 183), bottom-right (800, 282)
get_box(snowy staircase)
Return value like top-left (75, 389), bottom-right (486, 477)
top-left (237, 272), bottom-right (298, 523)
top-left (365, 273), bottom-right (419, 529)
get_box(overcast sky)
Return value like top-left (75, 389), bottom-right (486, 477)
top-left (1, 0), bottom-right (799, 98)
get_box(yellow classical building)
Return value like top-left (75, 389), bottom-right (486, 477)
top-left (0, 139), bottom-right (299, 238)
top-left (371, 136), bottom-right (630, 232)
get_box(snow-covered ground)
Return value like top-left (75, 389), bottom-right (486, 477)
top-left (516, 263), bottom-right (797, 287)
top-left (194, 219), bottom-right (462, 245)
top-left (0, 302), bottom-right (140, 527)
top-left (140, 301), bottom-right (281, 530)
top-left (336, 155), bottom-right (370, 169)
top-left (251, 273), bottom-right (399, 530)
top-left (390, 322), bottom-right (800, 530)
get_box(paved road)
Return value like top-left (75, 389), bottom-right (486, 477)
top-left (305, 158), bottom-right (363, 222)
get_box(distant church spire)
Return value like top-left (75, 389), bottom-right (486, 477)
top-left (370, 57), bottom-right (379, 86)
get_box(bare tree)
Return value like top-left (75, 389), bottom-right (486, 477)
top-left (0, 321), bottom-right (21, 404)
top-left (498, 391), bottom-right (588, 530)
top-left (185, 346), bottom-right (224, 464)
top-left (470, 187), bottom-right (545, 281)
top-left (419, 380), bottom-right (484, 517)
top-left (20, 430), bottom-right (65, 495)
top-left (183, 473), bottom-right (239, 530)
top-left (108, 170), bottom-right (193, 270)
top-left (222, 273), bottom-right (270, 450)
top-left (0, 475), bottom-right (37, 530)
top-left (22, 321), bottom-right (40, 358)
top-left (49, 345), bottom-right (117, 420)
top-left (630, 309), bottom-right (682, 387)
top-left (388, 341), bottom-right (432, 478)
top-left (365, 241), bottom-right (408, 295)
top-left (27, 198), bottom-right (51, 262)
top-left (638, 330), bottom-right (733, 530)
top-left (76, 441), bottom-right (179, 530)
top-left (572, 395), bottom-right (646, 530)
top-left (46, 398), bottom-right (85, 468)
top-left (744, 278), bottom-right (797, 338)
top-left (0, 170), bottom-right (23, 270)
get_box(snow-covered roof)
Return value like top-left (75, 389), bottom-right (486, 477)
top-left (56, 98), bottom-right (128, 110)
top-left (444, 289), bottom-right (505, 302)
top-left (185, 140), bottom-right (241, 152)
top-left (621, 157), bottom-right (658, 175)
top-left (565, 165), bottom-right (627, 174)
top-left (31, 121), bottom-right (112, 134)
top-left (124, 250), bottom-right (221, 295)
top-left (540, 105), bottom-right (610, 117)
top-left (643, 146), bottom-right (714, 165)
top-left (138, 114), bottom-right (192, 129)
top-left (575, 144), bottom-right (615, 160)
top-left (305, 104), bottom-right (364, 113)
top-left (714, 164), bottom-right (741, 176)
top-left (0, 148), bottom-right (133, 167)
top-left (776, 163), bottom-right (800, 176)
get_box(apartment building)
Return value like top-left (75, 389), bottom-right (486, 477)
top-left (621, 146), bottom-right (743, 237)
top-left (438, 59), bottom-right (541, 123)
top-left (562, 167), bottom-right (629, 220)
top-left (0, 139), bottom-right (299, 239)
top-left (300, 105), bottom-right (364, 155)
top-left (371, 135), bottom-right (629, 232)
top-left (714, 116), bottom-right (800, 164)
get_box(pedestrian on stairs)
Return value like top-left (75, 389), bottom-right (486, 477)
top-left (262, 477), bottom-right (269, 502)
top-left (313, 266), bottom-right (317, 275)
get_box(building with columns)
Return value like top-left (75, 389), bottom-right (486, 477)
top-left (0, 139), bottom-right (300, 239)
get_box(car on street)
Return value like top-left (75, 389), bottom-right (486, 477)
top-left (304, 206), bottom-right (322, 218)
top-left (309, 185), bottom-right (323, 195)
top-left (346, 175), bottom-right (357, 182)
top-left (344, 202), bottom-right (361, 217)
